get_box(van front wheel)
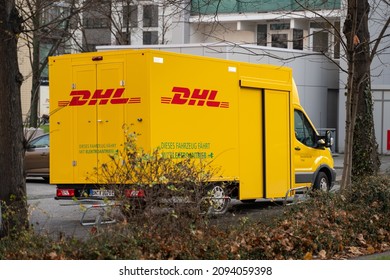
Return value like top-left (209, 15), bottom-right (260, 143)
top-left (313, 172), bottom-right (329, 192)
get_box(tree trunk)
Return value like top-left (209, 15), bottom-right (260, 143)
top-left (28, 3), bottom-right (42, 128)
top-left (0, 1), bottom-right (28, 237)
top-left (351, 0), bottom-right (380, 178)
top-left (29, 33), bottom-right (41, 128)
top-left (341, 0), bottom-right (380, 190)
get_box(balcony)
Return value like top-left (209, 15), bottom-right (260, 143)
top-left (191, 0), bottom-right (341, 15)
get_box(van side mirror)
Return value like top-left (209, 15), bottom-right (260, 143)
top-left (316, 130), bottom-right (333, 148)
top-left (325, 130), bottom-right (333, 148)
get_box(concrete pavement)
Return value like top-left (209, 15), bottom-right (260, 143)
top-left (332, 154), bottom-right (390, 184)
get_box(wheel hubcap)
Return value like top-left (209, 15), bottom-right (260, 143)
top-left (319, 178), bottom-right (328, 191)
top-left (210, 186), bottom-right (226, 212)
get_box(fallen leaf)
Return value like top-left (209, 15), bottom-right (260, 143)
top-left (318, 250), bottom-right (327, 259)
top-left (348, 246), bottom-right (363, 255)
top-left (357, 234), bottom-right (366, 245)
top-left (49, 251), bottom-right (58, 260)
top-left (230, 243), bottom-right (240, 254)
top-left (367, 246), bottom-right (375, 254)
top-left (304, 252), bottom-right (313, 260)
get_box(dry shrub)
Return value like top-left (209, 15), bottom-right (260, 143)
top-left (90, 127), bottom-right (230, 237)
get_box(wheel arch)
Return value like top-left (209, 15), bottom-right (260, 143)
top-left (312, 164), bottom-right (336, 188)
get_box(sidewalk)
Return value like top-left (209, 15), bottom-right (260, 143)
top-left (332, 154), bottom-right (390, 182)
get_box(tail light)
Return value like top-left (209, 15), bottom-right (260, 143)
top-left (125, 189), bottom-right (145, 198)
top-left (56, 188), bottom-right (75, 197)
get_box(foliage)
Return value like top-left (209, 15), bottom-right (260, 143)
top-left (352, 86), bottom-right (380, 179)
top-left (1, 174), bottom-right (390, 259)
top-left (85, 126), bottom-right (228, 222)
top-left (239, 176), bottom-right (390, 260)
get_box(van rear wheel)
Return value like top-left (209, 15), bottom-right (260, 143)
top-left (199, 185), bottom-right (230, 215)
top-left (313, 172), bottom-right (329, 192)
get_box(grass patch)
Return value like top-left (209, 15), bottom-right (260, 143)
top-left (40, 124), bottom-right (49, 133)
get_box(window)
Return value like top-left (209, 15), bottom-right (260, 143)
top-left (310, 22), bottom-right (330, 53)
top-left (143, 5), bottom-right (158, 27)
top-left (269, 22), bottom-right (289, 49)
top-left (313, 30), bottom-right (329, 53)
top-left (293, 29), bottom-right (303, 50)
top-left (123, 5), bottom-right (138, 27)
top-left (83, 17), bottom-right (110, 29)
top-left (271, 34), bottom-right (288, 48)
top-left (30, 134), bottom-right (50, 149)
top-left (257, 24), bottom-right (267, 46)
top-left (270, 23), bottom-right (290, 30)
top-left (333, 21), bottom-right (340, 59)
top-left (294, 110), bottom-right (316, 147)
top-left (143, 31), bottom-right (158, 45)
top-left (42, 5), bottom-right (70, 29)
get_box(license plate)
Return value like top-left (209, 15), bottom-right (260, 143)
top-left (90, 189), bottom-right (115, 197)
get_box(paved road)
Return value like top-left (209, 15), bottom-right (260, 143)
top-left (27, 178), bottom-right (285, 238)
top-left (27, 178), bottom-right (97, 239)
top-left (331, 154), bottom-right (390, 192)
top-left (333, 154), bottom-right (390, 176)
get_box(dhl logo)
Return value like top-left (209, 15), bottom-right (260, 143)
top-left (58, 88), bottom-right (141, 107)
top-left (161, 87), bottom-right (229, 108)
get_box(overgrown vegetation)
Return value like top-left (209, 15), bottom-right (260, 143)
top-left (1, 174), bottom-right (389, 259)
top-left (86, 127), bottom-right (230, 220)
top-left (1, 134), bottom-right (389, 259)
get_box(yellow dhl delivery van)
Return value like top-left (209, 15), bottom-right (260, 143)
top-left (49, 49), bottom-right (335, 212)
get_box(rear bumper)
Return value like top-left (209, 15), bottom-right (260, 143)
top-left (54, 184), bottom-right (145, 200)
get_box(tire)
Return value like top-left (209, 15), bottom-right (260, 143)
top-left (200, 185), bottom-right (230, 215)
top-left (313, 171), bottom-right (329, 192)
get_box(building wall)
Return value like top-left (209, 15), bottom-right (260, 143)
top-left (373, 90), bottom-right (390, 155)
top-left (18, 34), bottom-right (32, 122)
top-left (188, 23), bottom-right (256, 44)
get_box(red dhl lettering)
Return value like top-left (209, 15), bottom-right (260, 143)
top-left (58, 88), bottom-right (141, 107)
top-left (161, 87), bottom-right (229, 108)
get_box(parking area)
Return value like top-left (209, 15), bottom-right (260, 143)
top-left (27, 178), bottom-right (102, 239)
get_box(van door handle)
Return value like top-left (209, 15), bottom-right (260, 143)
top-left (295, 146), bottom-right (301, 151)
